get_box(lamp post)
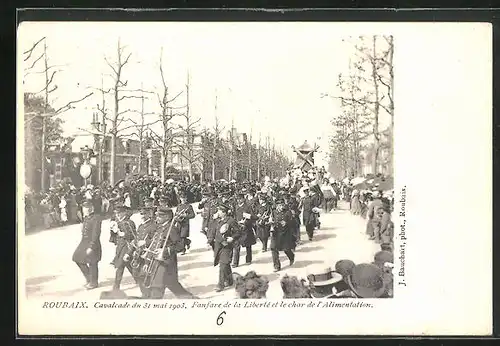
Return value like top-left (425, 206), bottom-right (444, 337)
top-left (80, 145), bottom-right (92, 186)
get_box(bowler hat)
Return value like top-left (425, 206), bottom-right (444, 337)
top-left (347, 263), bottom-right (386, 298)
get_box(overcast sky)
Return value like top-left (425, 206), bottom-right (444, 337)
top-left (19, 22), bottom-right (388, 165)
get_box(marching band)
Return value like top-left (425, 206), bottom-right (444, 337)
top-left (72, 169), bottom-right (392, 299)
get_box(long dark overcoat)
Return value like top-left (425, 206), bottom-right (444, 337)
top-left (270, 208), bottom-right (295, 251)
top-left (72, 214), bottom-right (102, 263)
top-left (234, 201), bottom-right (257, 247)
top-left (255, 202), bottom-right (272, 240)
top-left (302, 194), bottom-right (321, 227)
top-left (213, 217), bottom-right (241, 266)
top-left (175, 203), bottom-right (195, 238)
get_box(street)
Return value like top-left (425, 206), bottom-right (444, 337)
top-left (23, 202), bottom-right (379, 300)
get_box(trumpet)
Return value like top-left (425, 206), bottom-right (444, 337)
top-left (141, 212), bottom-right (184, 289)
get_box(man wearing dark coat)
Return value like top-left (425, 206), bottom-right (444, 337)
top-left (366, 191), bottom-right (384, 239)
top-left (111, 205), bottom-right (138, 290)
top-left (213, 204), bottom-right (241, 292)
top-left (140, 207), bottom-right (196, 299)
top-left (175, 192), bottom-right (196, 255)
top-left (133, 206), bottom-right (157, 278)
top-left (301, 186), bottom-right (321, 241)
top-left (270, 197), bottom-right (295, 272)
top-left (284, 192), bottom-right (301, 246)
top-left (198, 188), bottom-right (218, 248)
top-left (255, 194), bottom-right (273, 252)
top-left (232, 192), bottom-right (257, 267)
top-left (72, 200), bottom-right (102, 289)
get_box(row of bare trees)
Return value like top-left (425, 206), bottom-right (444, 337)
top-left (323, 35), bottom-right (394, 178)
top-left (23, 37), bottom-right (93, 191)
top-left (23, 37), bottom-right (292, 190)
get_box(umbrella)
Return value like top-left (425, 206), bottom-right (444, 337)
top-left (351, 177), bottom-right (366, 186)
top-left (353, 181), bottom-right (370, 190)
top-left (114, 179), bottom-right (125, 188)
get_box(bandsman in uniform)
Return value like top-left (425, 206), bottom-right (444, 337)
top-left (143, 197), bottom-right (155, 209)
top-left (270, 196), bottom-right (295, 272)
top-left (214, 204), bottom-right (241, 292)
top-left (175, 191), bottom-right (196, 255)
top-left (284, 191), bottom-right (301, 246)
top-left (139, 207), bottom-right (196, 299)
top-left (132, 205), bottom-right (157, 277)
top-left (198, 187), bottom-right (218, 249)
top-left (111, 205), bottom-right (139, 291)
top-left (232, 191), bottom-right (257, 268)
top-left (301, 186), bottom-right (321, 241)
top-left (255, 192), bottom-right (273, 252)
top-left (72, 200), bottom-right (102, 289)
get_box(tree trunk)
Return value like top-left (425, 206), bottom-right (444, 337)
top-left (371, 35), bottom-right (381, 175)
top-left (388, 35), bottom-right (394, 176)
top-left (41, 40), bottom-right (49, 191)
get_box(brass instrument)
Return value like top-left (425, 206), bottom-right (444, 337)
top-left (141, 208), bottom-right (188, 289)
top-left (130, 230), bottom-right (151, 269)
top-left (257, 208), bottom-right (272, 227)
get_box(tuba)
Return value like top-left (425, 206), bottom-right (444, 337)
top-left (141, 211), bottom-right (185, 289)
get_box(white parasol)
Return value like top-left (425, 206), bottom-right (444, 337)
top-left (350, 177), bottom-right (367, 186)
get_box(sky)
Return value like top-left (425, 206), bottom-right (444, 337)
top-left (18, 22), bottom-right (383, 165)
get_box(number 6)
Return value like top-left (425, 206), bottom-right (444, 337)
top-left (217, 311), bottom-right (226, 326)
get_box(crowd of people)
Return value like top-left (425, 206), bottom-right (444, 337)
top-left (24, 176), bottom-right (204, 231)
top-left (65, 164), bottom-right (396, 299)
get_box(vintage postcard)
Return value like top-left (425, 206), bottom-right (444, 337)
top-left (17, 20), bottom-right (492, 336)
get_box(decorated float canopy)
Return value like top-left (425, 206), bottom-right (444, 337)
top-left (292, 141), bottom-right (319, 172)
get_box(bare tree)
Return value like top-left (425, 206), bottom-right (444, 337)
top-left (323, 35), bottom-right (394, 176)
top-left (23, 38), bottom-right (93, 191)
top-left (174, 71), bottom-right (203, 181)
top-left (146, 47), bottom-right (185, 183)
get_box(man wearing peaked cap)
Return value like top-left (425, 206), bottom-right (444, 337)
top-left (270, 197), bottom-right (295, 272)
top-left (213, 203), bottom-right (241, 292)
top-left (143, 197), bottom-right (155, 208)
top-left (110, 203), bottom-right (138, 291)
top-left (176, 191), bottom-right (196, 255)
top-left (72, 199), bottom-right (102, 290)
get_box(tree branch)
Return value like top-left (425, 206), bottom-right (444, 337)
top-left (104, 57), bottom-right (119, 76)
top-left (35, 70), bottom-right (59, 93)
top-left (54, 92), bottom-right (94, 114)
top-left (23, 37), bottom-right (46, 61)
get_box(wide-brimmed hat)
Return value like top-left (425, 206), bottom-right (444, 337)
top-left (347, 263), bottom-right (386, 298)
top-left (307, 266), bottom-right (343, 286)
top-left (334, 259), bottom-right (356, 278)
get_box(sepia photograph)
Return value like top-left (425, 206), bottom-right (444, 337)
top-left (17, 19), bottom-right (491, 336)
top-left (20, 22), bottom-right (394, 301)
